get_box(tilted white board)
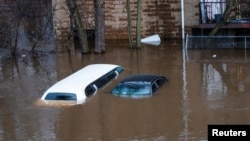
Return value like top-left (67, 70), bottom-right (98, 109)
top-left (141, 34), bottom-right (161, 46)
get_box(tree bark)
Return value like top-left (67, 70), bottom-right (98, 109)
top-left (66, 0), bottom-right (89, 54)
top-left (208, 0), bottom-right (236, 36)
top-left (11, 17), bottom-right (21, 57)
top-left (127, 0), bottom-right (133, 48)
top-left (11, 2), bottom-right (29, 57)
top-left (136, 0), bottom-right (142, 48)
top-left (31, 16), bottom-right (53, 51)
top-left (94, 0), bottom-right (105, 53)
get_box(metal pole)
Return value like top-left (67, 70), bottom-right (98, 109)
top-left (245, 37), bottom-right (247, 60)
top-left (245, 37), bottom-right (246, 50)
top-left (181, 0), bottom-right (185, 39)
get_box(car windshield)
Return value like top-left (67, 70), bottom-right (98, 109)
top-left (45, 92), bottom-right (77, 101)
top-left (112, 82), bottom-right (151, 95)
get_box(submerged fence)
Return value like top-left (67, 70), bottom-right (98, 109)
top-left (185, 35), bottom-right (250, 49)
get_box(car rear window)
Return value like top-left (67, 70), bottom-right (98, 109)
top-left (45, 93), bottom-right (77, 100)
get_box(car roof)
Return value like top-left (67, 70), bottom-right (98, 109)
top-left (120, 74), bottom-right (167, 83)
top-left (42, 64), bottom-right (122, 101)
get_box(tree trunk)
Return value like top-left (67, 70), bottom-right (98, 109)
top-left (66, 0), bottom-right (89, 54)
top-left (11, 19), bottom-right (21, 57)
top-left (136, 0), bottom-right (142, 48)
top-left (127, 0), bottom-right (133, 48)
top-left (94, 0), bottom-right (105, 53)
top-left (11, 2), bottom-right (28, 57)
top-left (209, 0), bottom-right (235, 36)
top-left (31, 16), bottom-right (52, 51)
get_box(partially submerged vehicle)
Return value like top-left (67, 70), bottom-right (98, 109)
top-left (41, 64), bottom-right (123, 105)
top-left (111, 74), bottom-right (167, 98)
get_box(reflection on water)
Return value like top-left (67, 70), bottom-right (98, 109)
top-left (1, 40), bottom-right (250, 140)
top-left (202, 63), bottom-right (228, 98)
top-left (35, 99), bottom-right (79, 107)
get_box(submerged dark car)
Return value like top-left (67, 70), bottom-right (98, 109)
top-left (111, 74), bottom-right (168, 98)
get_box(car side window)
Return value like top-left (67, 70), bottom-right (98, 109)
top-left (152, 83), bottom-right (157, 93)
top-left (156, 78), bottom-right (166, 87)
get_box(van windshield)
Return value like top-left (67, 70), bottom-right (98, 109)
top-left (45, 93), bottom-right (77, 100)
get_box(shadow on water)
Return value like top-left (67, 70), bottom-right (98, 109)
top-left (1, 39), bottom-right (250, 140)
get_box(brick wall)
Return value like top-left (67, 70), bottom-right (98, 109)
top-left (52, 0), bottom-right (71, 41)
top-left (53, 0), bottom-right (199, 40)
top-left (184, 0), bottom-right (199, 36)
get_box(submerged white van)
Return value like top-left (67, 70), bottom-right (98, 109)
top-left (41, 64), bottom-right (123, 104)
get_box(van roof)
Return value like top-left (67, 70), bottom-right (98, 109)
top-left (42, 64), bottom-right (122, 102)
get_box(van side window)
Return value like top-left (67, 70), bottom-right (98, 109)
top-left (105, 71), bottom-right (117, 82)
top-left (85, 85), bottom-right (96, 97)
top-left (94, 70), bottom-right (117, 88)
top-left (115, 67), bottom-right (124, 73)
top-left (85, 68), bottom-right (122, 97)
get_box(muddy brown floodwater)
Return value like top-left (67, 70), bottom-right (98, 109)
top-left (1, 40), bottom-right (250, 141)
